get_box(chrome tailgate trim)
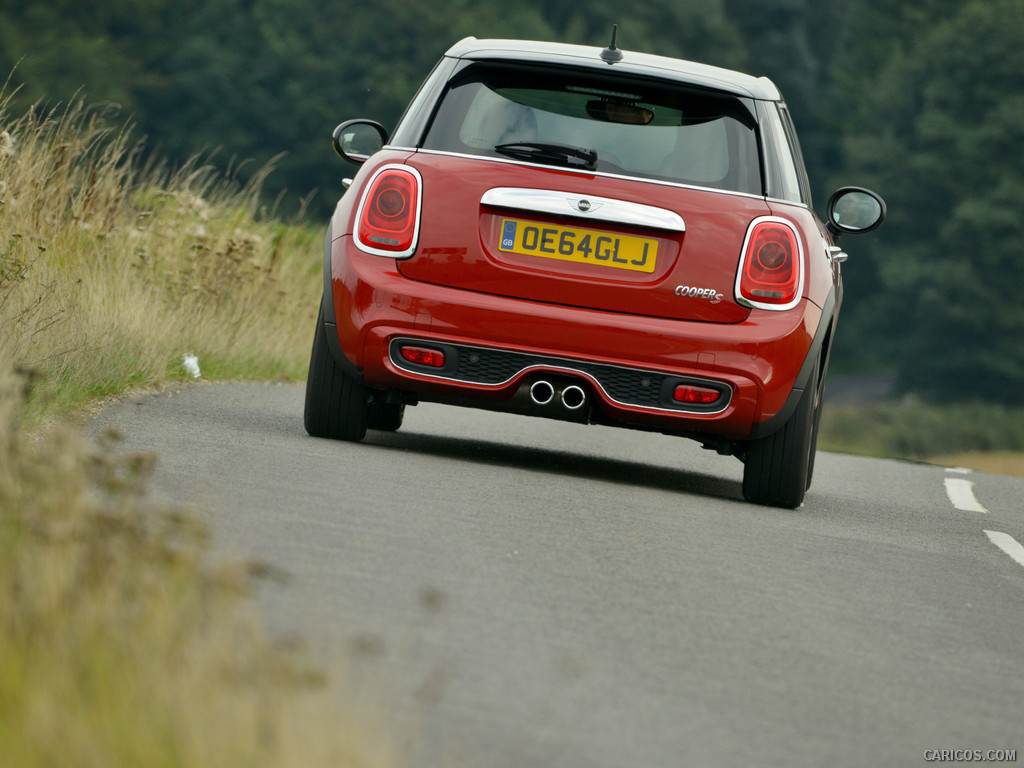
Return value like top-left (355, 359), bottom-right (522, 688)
top-left (481, 187), bottom-right (686, 232)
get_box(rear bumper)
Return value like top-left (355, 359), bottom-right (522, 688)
top-left (328, 235), bottom-right (825, 441)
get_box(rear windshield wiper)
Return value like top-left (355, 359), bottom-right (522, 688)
top-left (494, 142), bottom-right (598, 171)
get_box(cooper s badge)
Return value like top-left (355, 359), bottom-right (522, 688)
top-left (675, 285), bottom-right (723, 304)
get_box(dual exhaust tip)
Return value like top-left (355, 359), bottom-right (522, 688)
top-left (529, 380), bottom-right (587, 411)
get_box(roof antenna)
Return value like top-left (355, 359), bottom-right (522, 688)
top-left (600, 24), bottom-right (623, 64)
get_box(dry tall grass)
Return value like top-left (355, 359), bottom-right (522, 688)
top-left (1, 97), bottom-right (394, 766)
top-left (0, 381), bottom-right (393, 767)
top-left (1, 95), bottom-right (320, 420)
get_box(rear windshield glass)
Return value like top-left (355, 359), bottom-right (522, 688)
top-left (422, 62), bottom-right (762, 195)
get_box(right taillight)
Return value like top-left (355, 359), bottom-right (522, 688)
top-left (354, 165), bottom-right (422, 258)
top-left (735, 217), bottom-right (803, 310)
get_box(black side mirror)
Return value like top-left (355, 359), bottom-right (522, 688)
top-left (826, 186), bottom-right (886, 239)
top-left (332, 119), bottom-right (389, 165)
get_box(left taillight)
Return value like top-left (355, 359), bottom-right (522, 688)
top-left (354, 165), bottom-right (422, 258)
top-left (735, 217), bottom-right (804, 311)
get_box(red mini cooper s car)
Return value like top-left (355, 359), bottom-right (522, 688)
top-left (304, 35), bottom-right (885, 508)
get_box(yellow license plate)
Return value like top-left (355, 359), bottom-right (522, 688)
top-left (498, 218), bottom-right (657, 273)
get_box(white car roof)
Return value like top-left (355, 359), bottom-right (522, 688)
top-left (445, 37), bottom-right (782, 101)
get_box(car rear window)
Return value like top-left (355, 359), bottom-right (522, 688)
top-left (422, 62), bottom-right (762, 195)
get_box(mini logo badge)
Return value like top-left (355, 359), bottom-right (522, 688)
top-left (567, 197), bottom-right (601, 214)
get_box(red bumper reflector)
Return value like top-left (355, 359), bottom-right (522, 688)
top-left (400, 345), bottom-right (445, 368)
top-left (673, 384), bottom-right (721, 405)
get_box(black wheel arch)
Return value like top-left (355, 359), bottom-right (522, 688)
top-left (319, 220), bottom-right (365, 381)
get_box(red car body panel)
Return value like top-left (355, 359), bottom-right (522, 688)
top-left (328, 149), bottom-right (829, 440)
top-left (397, 151), bottom-right (761, 325)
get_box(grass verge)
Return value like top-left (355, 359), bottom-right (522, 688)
top-left (820, 399), bottom-right (1024, 478)
top-left (923, 452), bottom-right (1024, 478)
top-left (0, 376), bottom-right (392, 767)
top-left (1, 97), bottom-right (395, 765)
top-left (1, 97), bottom-right (320, 423)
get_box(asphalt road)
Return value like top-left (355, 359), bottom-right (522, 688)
top-left (94, 382), bottom-right (1024, 767)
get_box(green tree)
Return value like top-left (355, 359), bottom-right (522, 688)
top-left (134, 0), bottom-right (561, 213)
top-left (541, 0), bottom-right (746, 68)
top-left (0, 0), bottom-right (173, 112)
top-left (723, 0), bottom-right (849, 206)
top-left (1, 0), bottom-right (748, 217)
top-left (836, 0), bottom-right (1024, 402)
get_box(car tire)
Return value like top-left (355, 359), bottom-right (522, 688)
top-left (303, 305), bottom-right (368, 442)
top-left (742, 357), bottom-right (821, 509)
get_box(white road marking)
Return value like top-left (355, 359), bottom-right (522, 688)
top-left (942, 472), bottom-right (1024, 576)
top-left (944, 477), bottom-right (987, 513)
top-left (984, 531), bottom-right (1024, 570)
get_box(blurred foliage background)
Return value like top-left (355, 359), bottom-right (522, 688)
top-left (2, 0), bottom-right (1022, 405)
